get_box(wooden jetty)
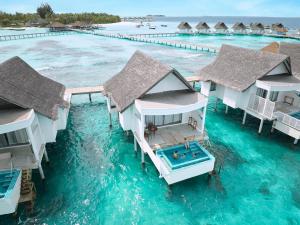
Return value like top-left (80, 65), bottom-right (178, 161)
top-left (66, 85), bottom-right (104, 102)
top-left (0, 31), bottom-right (75, 41)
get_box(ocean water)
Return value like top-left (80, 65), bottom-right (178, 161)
top-left (1, 97), bottom-right (300, 225)
top-left (0, 25), bottom-right (300, 224)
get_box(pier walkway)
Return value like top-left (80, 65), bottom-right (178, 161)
top-left (66, 86), bottom-right (104, 102)
top-left (0, 31), bottom-right (75, 41)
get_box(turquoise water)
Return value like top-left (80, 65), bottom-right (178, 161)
top-left (1, 97), bottom-right (300, 224)
top-left (0, 26), bottom-right (300, 224)
top-left (160, 33), bottom-right (300, 49)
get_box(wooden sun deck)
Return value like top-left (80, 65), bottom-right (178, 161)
top-left (147, 124), bottom-right (207, 150)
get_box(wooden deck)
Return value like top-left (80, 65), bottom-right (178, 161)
top-left (66, 85), bottom-right (103, 95)
top-left (66, 85), bottom-right (104, 102)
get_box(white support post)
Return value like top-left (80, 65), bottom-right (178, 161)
top-left (214, 98), bottom-right (218, 112)
top-left (134, 137), bottom-right (137, 152)
top-left (271, 121), bottom-right (275, 133)
top-left (201, 107), bottom-right (207, 134)
top-left (141, 149), bottom-right (145, 165)
top-left (225, 105), bottom-right (229, 114)
top-left (242, 111), bottom-right (247, 125)
top-left (258, 119), bottom-right (264, 134)
top-left (44, 149), bottom-right (49, 163)
top-left (294, 139), bottom-right (298, 145)
top-left (38, 164), bottom-right (45, 179)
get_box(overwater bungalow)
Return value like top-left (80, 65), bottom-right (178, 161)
top-left (250, 22), bottom-right (265, 35)
top-left (196, 44), bottom-right (300, 143)
top-left (232, 22), bottom-right (247, 34)
top-left (0, 57), bottom-right (71, 215)
top-left (49, 22), bottom-right (68, 32)
top-left (69, 21), bottom-right (92, 30)
top-left (214, 22), bottom-right (229, 34)
top-left (195, 22), bottom-right (210, 34)
top-left (103, 51), bottom-right (215, 185)
top-left (177, 22), bottom-right (193, 34)
top-left (271, 23), bottom-right (288, 35)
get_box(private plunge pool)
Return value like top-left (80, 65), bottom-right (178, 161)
top-left (156, 141), bottom-right (213, 170)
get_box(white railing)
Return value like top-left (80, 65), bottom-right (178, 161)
top-left (247, 94), bottom-right (275, 120)
top-left (274, 111), bottom-right (300, 131)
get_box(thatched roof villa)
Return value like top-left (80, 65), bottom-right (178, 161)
top-left (49, 22), bottom-right (68, 32)
top-left (250, 22), bottom-right (265, 34)
top-left (103, 51), bottom-right (214, 184)
top-left (271, 23), bottom-right (288, 35)
top-left (195, 22), bottom-right (210, 33)
top-left (232, 22), bottom-right (247, 34)
top-left (177, 21), bottom-right (193, 34)
top-left (196, 43), bottom-right (300, 142)
top-left (0, 56), bottom-right (70, 181)
top-left (214, 22), bottom-right (228, 34)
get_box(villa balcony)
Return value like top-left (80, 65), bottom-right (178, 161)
top-left (146, 123), bottom-right (206, 150)
top-left (0, 143), bottom-right (45, 170)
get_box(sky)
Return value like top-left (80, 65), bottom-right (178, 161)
top-left (1, 0), bottom-right (300, 17)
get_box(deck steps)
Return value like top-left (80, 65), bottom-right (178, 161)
top-left (19, 169), bottom-right (36, 213)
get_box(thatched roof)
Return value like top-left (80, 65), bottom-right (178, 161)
top-left (214, 22), bottom-right (228, 30)
top-left (196, 22), bottom-right (210, 30)
top-left (279, 43), bottom-right (300, 78)
top-left (70, 21), bottom-right (90, 28)
top-left (103, 51), bottom-right (194, 112)
top-left (196, 45), bottom-right (289, 92)
top-left (0, 57), bottom-right (67, 120)
top-left (49, 22), bottom-right (66, 28)
top-left (250, 22), bottom-right (264, 30)
top-left (177, 22), bottom-right (192, 30)
top-left (272, 23), bottom-right (284, 29)
top-left (232, 22), bottom-right (247, 30)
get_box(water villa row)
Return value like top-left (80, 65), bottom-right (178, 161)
top-left (1, 41), bottom-right (300, 216)
top-left (48, 21), bottom-right (105, 32)
top-left (177, 21), bottom-right (290, 35)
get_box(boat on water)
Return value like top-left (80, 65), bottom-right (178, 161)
top-left (149, 25), bottom-right (156, 30)
top-left (161, 24), bottom-right (168, 27)
top-left (0, 169), bottom-right (22, 215)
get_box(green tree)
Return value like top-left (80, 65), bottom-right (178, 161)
top-left (37, 3), bottom-right (54, 19)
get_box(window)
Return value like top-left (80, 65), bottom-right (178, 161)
top-left (145, 114), bottom-right (182, 127)
top-left (210, 82), bottom-right (216, 91)
top-left (0, 129), bottom-right (29, 148)
top-left (269, 91), bottom-right (279, 102)
top-left (256, 88), bottom-right (267, 98)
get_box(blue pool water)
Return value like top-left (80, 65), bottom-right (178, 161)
top-left (0, 169), bottom-right (20, 199)
top-left (157, 142), bottom-right (211, 169)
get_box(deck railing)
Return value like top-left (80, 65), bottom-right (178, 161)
top-left (247, 94), bottom-right (275, 119)
top-left (274, 111), bottom-right (300, 131)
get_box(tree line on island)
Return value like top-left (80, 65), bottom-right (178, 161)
top-left (0, 3), bottom-right (121, 27)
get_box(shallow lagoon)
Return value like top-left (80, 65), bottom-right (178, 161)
top-left (0, 27), bottom-right (300, 224)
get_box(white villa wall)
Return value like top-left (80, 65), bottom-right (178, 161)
top-left (147, 73), bottom-right (189, 95)
top-left (119, 106), bottom-right (134, 131)
top-left (201, 81), bottom-right (257, 110)
top-left (223, 88), bottom-right (240, 108)
top-left (55, 107), bottom-right (69, 130)
top-left (200, 81), bottom-right (211, 96)
top-left (37, 114), bottom-right (57, 143)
